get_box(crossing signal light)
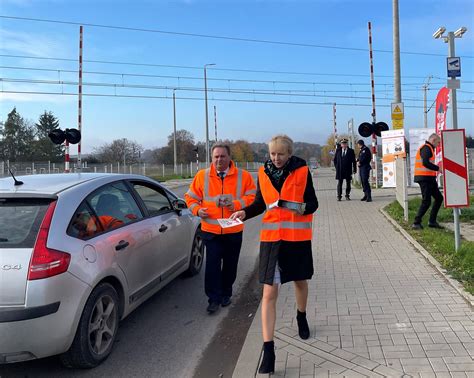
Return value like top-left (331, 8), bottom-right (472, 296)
top-left (358, 122), bottom-right (389, 138)
top-left (48, 129), bottom-right (65, 144)
top-left (374, 122), bottom-right (389, 137)
top-left (358, 122), bottom-right (373, 138)
top-left (48, 128), bottom-right (81, 145)
top-left (65, 129), bottom-right (81, 144)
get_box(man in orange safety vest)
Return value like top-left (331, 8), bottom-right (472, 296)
top-left (185, 143), bottom-right (256, 314)
top-left (412, 133), bottom-right (443, 230)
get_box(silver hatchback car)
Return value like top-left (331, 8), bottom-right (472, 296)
top-left (0, 173), bottom-right (204, 367)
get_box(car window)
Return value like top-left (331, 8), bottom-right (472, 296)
top-left (67, 202), bottom-right (103, 240)
top-left (131, 182), bottom-right (173, 217)
top-left (87, 181), bottom-right (143, 233)
top-left (0, 198), bottom-right (52, 248)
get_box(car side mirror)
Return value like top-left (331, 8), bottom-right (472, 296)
top-left (172, 199), bottom-right (187, 213)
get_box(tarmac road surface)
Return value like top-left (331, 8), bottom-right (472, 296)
top-left (0, 183), bottom-right (262, 378)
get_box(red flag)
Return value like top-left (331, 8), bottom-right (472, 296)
top-left (435, 87), bottom-right (450, 160)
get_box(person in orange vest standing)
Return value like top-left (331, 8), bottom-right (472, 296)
top-left (230, 134), bottom-right (318, 375)
top-left (185, 143), bottom-right (256, 314)
top-left (412, 133), bottom-right (444, 230)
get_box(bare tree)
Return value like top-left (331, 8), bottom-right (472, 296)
top-left (92, 138), bottom-right (143, 164)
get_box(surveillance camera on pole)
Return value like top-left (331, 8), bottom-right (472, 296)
top-left (433, 27), bottom-right (446, 39)
top-left (454, 27), bottom-right (467, 38)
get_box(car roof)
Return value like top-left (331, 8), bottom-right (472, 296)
top-left (0, 173), bottom-right (150, 196)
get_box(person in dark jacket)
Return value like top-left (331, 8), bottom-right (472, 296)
top-left (357, 139), bottom-right (373, 202)
top-left (333, 138), bottom-right (357, 201)
top-left (412, 133), bottom-right (443, 230)
top-left (230, 134), bottom-right (318, 375)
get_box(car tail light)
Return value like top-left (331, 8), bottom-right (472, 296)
top-left (28, 201), bottom-right (71, 280)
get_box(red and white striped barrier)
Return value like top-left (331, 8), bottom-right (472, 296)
top-left (441, 129), bottom-right (470, 207)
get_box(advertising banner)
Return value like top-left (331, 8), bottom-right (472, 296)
top-left (435, 87), bottom-right (450, 162)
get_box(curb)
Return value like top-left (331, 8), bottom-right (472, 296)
top-left (232, 302), bottom-right (262, 377)
top-left (380, 207), bottom-right (474, 308)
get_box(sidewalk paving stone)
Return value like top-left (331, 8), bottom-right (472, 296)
top-left (233, 168), bottom-right (473, 377)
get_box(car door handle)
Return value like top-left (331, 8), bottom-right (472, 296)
top-left (159, 224), bottom-right (168, 233)
top-left (115, 240), bottom-right (130, 251)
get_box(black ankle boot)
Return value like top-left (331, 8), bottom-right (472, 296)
top-left (258, 341), bottom-right (275, 374)
top-left (297, 310), bottom-right (310, 340)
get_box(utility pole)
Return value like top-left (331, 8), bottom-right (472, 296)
top-left (447, 31), bottom-right (461, 251)
top-left (423, 76), bottom-right (433, 128)
top-left (393, 0), bottom-right (402, 104)
top-left (173, 89), bottom-right (177, 175)
top-left (348, 118), bottom-right (355, 149)
top-left (214, 105), bottom-right (218, 142)
top-left (77, 25), bottom-right (83, 171)
top-left (204, 63), bottom-right (216, 168)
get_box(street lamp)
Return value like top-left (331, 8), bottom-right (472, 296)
top-left (433, 26), bottom-right (467, 251)
top-left (204, 63), bottom-right (216, 168)
top-left (173, 89), bottom-right (177, 175)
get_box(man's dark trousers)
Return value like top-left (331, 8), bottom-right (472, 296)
top-left (337, 178), bottom-right (351, 198)
top-left (360, 166), bottom-right (371, 198)
top-left (414, 180), bottom-right (443, 224)
top-left (203, 231), bottom-right (243, 304)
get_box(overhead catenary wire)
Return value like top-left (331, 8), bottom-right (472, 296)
top-left (0, 68), bottom-right (454, 94)
top-left (2, 15), bottom-right (472, 58)
top-left (0, 66), bottom-right (448, 87)
top-left (2, 90), bottom-right (473, 110)
top-left (4, 77), bottom-right (472, 104)
top-left (0, 54), bottom-right (447, 80)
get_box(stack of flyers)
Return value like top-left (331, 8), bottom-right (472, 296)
top-left (217, 218), bottom-right (243, 228)
top-left (217, 194), bottom-right (233, 207)
top-left (268, 199), bottom-right (306, 214)
top-left (278, 200), bottom-right (306, 214)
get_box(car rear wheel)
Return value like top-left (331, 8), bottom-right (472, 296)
top-left (185, 231), bottom-right (204, 276)
top-left (61, 283), bottom-right (119, 368)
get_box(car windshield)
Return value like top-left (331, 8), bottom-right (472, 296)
top-left (0, 198), bottom-right (52, 248)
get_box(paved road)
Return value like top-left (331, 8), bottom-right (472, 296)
top-left (0, 183), bottom-right (262, 378)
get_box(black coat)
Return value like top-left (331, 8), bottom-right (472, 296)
top-left (334, 147), bottom-right (356, 180)
top-left (357, 145), bottom-right (372, 170)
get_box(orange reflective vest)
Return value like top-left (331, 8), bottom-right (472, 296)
top-left (259, 166), bottom-right (313, 242)
top-left (185, 162), bottom-right (256, 234)
top-left (414, 143), bottom-right (437, 177)
top-left (79, 215), bottom-right (124, 238)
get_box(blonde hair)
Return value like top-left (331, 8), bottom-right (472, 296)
top-left (268, 134), bottom-right (294, 155)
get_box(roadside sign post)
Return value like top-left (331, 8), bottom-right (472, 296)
top-left (391, 102), bottom-right (404, 130)
top-left (441, 129), bottom-right (469, 251)
top-left (447, 57), bottom-right (461, 78)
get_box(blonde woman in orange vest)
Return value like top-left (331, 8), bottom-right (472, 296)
top-left (231, 134), bottom-right (318, 374)
top-left (412, 133), bottom-right (443, 230)
top-left (185, 143), bottom-right (256, 314)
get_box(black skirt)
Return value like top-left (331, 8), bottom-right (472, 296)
top-left (259, 240), bottom-right (314, 285)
